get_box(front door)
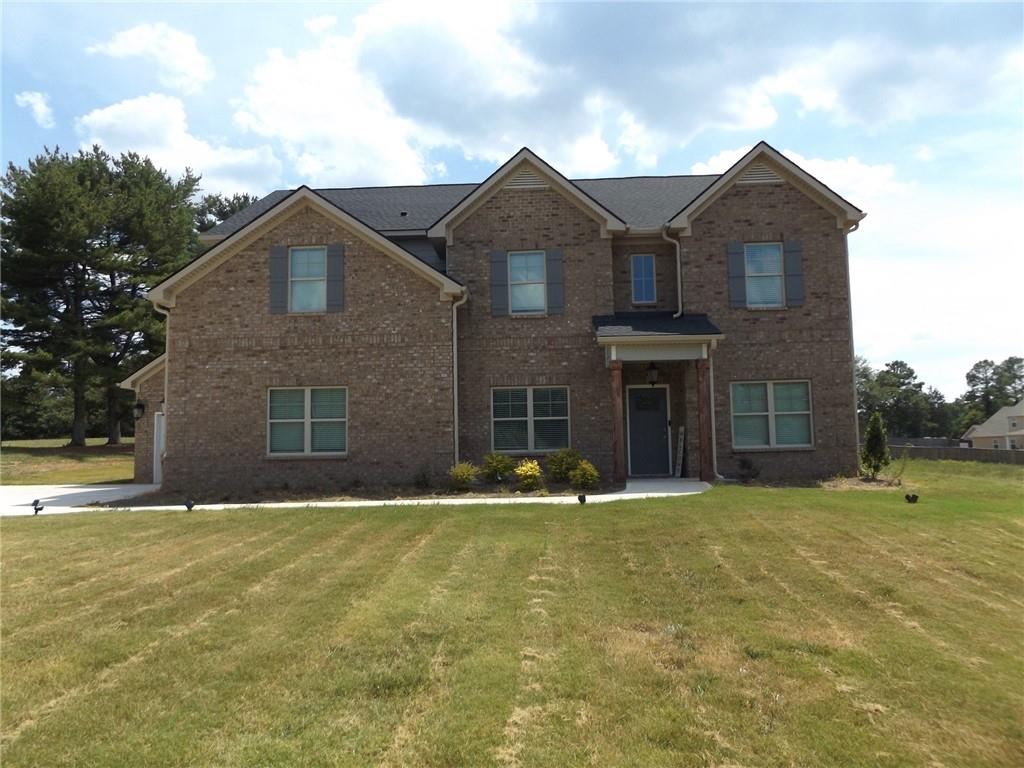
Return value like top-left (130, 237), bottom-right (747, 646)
top-left (627, 386), bottom-right (670, 476)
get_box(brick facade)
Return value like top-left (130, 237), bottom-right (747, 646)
top-left (131, 371), bottom-right (165, 484)
top-left (129, 157), bottom-right (861, 491)
top-left (158, 205), bottom-right (455, 495)
top-left (683, 182), bottom-right (859, 479)
top-left (446, 187), bottom-right (617, 477)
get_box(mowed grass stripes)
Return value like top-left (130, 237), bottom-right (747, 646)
top-left (1, 460), bottom-right (1022, 767)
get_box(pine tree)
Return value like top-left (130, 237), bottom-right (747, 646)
top-left (861, 412), bottom-right (891, 480)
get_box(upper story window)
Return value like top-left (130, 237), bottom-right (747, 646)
top-left (631, 254), bottom-right (656, 304)
top-left (731, 380), bottom-right (812, 449)
top-left (289, 247), bottom-right (327, 313)
top-left (744, 243), bottom-right (784, 309)
top-left (508, 251), bottom-right (547, 314)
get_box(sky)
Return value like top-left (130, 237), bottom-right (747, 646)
top-left (3, 1), bottom-right (1022, 400)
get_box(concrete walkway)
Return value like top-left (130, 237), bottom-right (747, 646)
top-left (0, 483), bottom-right (161, 517)
top-left (2, 478), bottom-right (709, 516)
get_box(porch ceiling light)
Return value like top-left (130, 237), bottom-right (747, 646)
top-left (133, 401), bottom-right (146, 421)
top-left (646, 362), bottom-right (659, 387)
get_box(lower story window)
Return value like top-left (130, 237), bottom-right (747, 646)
top-left (492, 386), bottom-right (569, 452)
top-left (268, 387), bottom-right (347, 455)
top-left (731, 380), bottom-right (812, 448)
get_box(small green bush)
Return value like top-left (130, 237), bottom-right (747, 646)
top-left (448, 461), bottom-right (479, 490)
top-left (861, 411), bottom-right (891, 480)
top-left (569, 459), bottom-right (600, 491)
top-left (514, 458), bottom-right (544, 491)
top-left (546, 448), bottom-right (582, 482)
top-left (481, 452), bottom-right (516, 483)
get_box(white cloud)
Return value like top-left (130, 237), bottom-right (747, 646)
top-left (76, 93), bottom-right (281, 195)
top-left (87, 23), bottom-right (213, 94)
top-left (304, 15), bottom-right (337, 35)
top-left (14, 91), bottom-right (55, 129)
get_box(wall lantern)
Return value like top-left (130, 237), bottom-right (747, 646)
top-left (646, 362), bottom-right (660, 387)
top-left (133, 401), bottom-right (146, 421)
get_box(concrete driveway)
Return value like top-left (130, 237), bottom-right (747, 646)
top-left (0, 484), bottom-right (159, 516)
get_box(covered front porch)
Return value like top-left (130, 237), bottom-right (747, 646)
top-left (593, 312), bottom-right (724, 483)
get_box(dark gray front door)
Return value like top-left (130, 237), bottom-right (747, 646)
top-left (628, 387), bottom-right (670, 475)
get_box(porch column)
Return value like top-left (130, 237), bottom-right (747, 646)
top-left (610, 359), bottom-right (626, 482)
top-left (696, 358), bottom-right (714, 482)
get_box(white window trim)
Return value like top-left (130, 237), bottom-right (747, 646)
top-left (630, 253), bottom-right (657, 305)
top-left (490, 385), bottom-right (571, 454)
top-left (288, 245), bottom-right (328, 314)
top-left (744, 242), bottom-right (785, 310)
top-left (508, 250), bottom-right (547, 316)
top-left (267, 386), bottom-right (348, 457)
top-left (729, 379), bottom-right (813, 450)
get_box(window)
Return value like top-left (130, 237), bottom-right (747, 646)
top-left (744, 243), bottom-right (785, 309)
top-left (993, 440), bottom-right (999, 449)
top-left (289, 246), bottom-right (327, 312)
top-left (492, 386), bottom-right (569, 452)
top-left (1010, 439), bottom-right (1017, 450)
top-left (268, 387), bottom-right (347, 455)
top-left (508, 251), bottom-right (546, 314)
top-left (731, 380), bottom-right (812, 448)
top-left (631, 254), bottom-right (656, 304)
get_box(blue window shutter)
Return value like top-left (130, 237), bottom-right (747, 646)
top-left (727, 241), bottom-right (746, 308)
top-left (490, 251), bottom-right (509, 316)
top-left (269, 245), bottom-right (288, 314)
top-left (546, 249), bottom-right (565, 314)
top-left (784, 240), bottom-right (804, 307)
top-left (326, 243), bottom-right (344, 312)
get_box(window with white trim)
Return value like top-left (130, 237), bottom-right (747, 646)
top-left (289, 246), bottom-right (327, 313)
top-left (492, 386), bottom-right (569, 452)
top-left (744, 243), bottom-right (785, 309)
top-left (992, 440), bottom-right (999, 449)
top-left (508, 251), bottom-right (546, 314)
top-left (731, 380), bottom-right (812, 448)
top-left (631, 253), bottom-right (656, 304)
top-left (268, 387), bottom-right (347, 455)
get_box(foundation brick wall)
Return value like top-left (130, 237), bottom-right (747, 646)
top-left (446, 186), bottom-right (617, 477)
top-left (161, 206), bottom-right (455, 495)
top-left (683, 182), bottom-right (859, 479)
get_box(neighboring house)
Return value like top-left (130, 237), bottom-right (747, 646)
top-left (960, 401), bottom-right (1024, 450)
top-left (120, 141), bottom-right (865, 493)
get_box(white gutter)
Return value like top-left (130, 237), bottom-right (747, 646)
top-left (451, 289), bottom-right (469, 465)
top-left (661, 227), bottom-right (683, 318)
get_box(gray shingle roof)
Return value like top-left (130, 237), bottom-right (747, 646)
top-left (592, 312), bottom-right (722, 338)
top-left (203, 174), bottom-right (719, 239)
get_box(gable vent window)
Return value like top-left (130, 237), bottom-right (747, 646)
top-left (738, 162), bottom-right (783, 184)
top-left (505, 167), bottom-right (549, 190)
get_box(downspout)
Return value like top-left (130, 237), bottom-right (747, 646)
top-left (661, 226), bottom-right (683, 318)
top-left (451, 289), bottom-right (469, 465)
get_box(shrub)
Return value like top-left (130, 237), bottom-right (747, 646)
top-left (448, 461), bottom-right (479, 490)
top-left (546, 448), bottom-right (582, 482)
top-left (568, 459), bottom-right (600, 491)
top-left (736, 457), bottom-right (760, 482)
top-left (412, 467), bottom-right (432, 490)
top-left (481, 452), bottom-right (516, 483)
top-left (861, 411), bottom-right (891, 480)
top-left (514, 458), bottom-right (544, 491)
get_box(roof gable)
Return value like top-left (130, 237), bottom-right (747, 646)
top-left (666, 141), bottom-right (866, 233)
top-left (963, 400), bottom-right (1024, 438)
top-left (119, 354), bottom-right (166, 391)
top-left (426, 148), bottom-right (628, 243)
top-left (150, 187), bottom-right (464, 307)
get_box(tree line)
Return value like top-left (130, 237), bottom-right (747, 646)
top-left (856, 356), bottom-right (1023, 440)
top-left (1, 146), bottom-right (256, 444)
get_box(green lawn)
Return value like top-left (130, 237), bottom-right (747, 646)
top-left (1, 460), bottom-right (1021, 767)
top-left (0, 437), bottom-right (134, 485)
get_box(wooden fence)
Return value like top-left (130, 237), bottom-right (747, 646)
top-left (889, 445), bottom-right (1024, 465)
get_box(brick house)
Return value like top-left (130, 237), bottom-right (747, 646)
top-left (120, 141), bottom-right (865, 493)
